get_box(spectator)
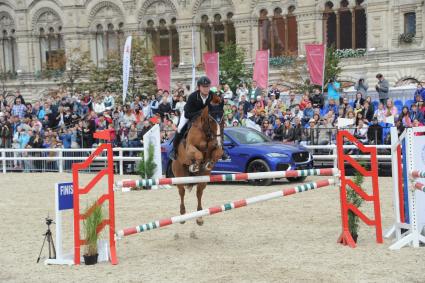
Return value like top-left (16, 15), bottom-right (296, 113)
top-left (375, 73), bottom-right (389, 106)
top-left (410, 103), bottom-right (424, 123)
top-left (282, 120), bottom-right (295, 143)
top-left (103, 92), bottom-right (115, 110)
top-left (323, 99), bottom-right (338, 117)
top-left (302, 102), bottom-right (314, 126)
top-left (414, 83), bottom-right (425, 101)
top-left (236, 82), bottom-right (249, 101)
top-left (268, 83), bottom-right (280, 99)
top-left (385, 99), bottom-right (398, 119)
top-left (327, 78), bottom-right (341, 104)
top-left (367, 117), bottom-right (383, 144)
top-left (363, 100), bottom-right (374, 122)
top-left (354, 119), bottom-right (368, 144)
top-left (399, 106), bottom-right (412, 127)
top-left (249, 80), bottom-right (262, 100)
top-left (354, 78), bottom-right (369, 97)
top-left (141, 99), bottom-right (152, 119)
top-left (261, 120), bottom-right (273, 138)
top-left (272, 118), bottom-right (284, 141)
top-left (353, 92), bottom-right (365, 106)
top-left (299, 93), bottom-right (310, 110)
top-left (11, 97), bottom-right (27, 119)
top-left (285, 91), bottom-right (300, 109)
top-left (310, 88), bottom-right (324, 109)
top-left (158, 96), bottom-right (172, 118)
top-left (374, 102), bottom-right (386, 123)
top-left (93, 96), bottom-right (106, 114)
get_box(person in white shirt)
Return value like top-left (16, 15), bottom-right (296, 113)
top-left (93, 96), bottom-right (106, 114)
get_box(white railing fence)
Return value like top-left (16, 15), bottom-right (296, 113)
top-left (0, 144), bottom-right (392, 175)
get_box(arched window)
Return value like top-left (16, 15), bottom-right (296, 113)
top-left (323, 1), bottom-right (366, 49)
top-left (144, 19), bottom-right (180, 67)
top-left (95, 25), bottom-right (104, 66)
top-left (258, 7), bottom-right (298, 56)
top-left (200, 13), bottom-right (236, 54)
top-left (39, 26), bottom-right (65, 71)
top-left (0, 29), bottom-right (17, 74)
top-left (94, 22), bottom-right (124, 66)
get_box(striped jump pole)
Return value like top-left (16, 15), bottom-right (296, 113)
top-left (115, 178), bottom-right (335, 238)
top-left (413, 182), bottom-right (425, 192)
top-left (411, 171), bottom-right (425, 178)
top-left (115, 168), bottom-right (338, 190)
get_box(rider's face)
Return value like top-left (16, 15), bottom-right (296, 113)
top-left (199, 85), bottom-right (210, 96)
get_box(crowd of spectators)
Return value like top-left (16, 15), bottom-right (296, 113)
top-left (1, 73), bottom-right (425, 168)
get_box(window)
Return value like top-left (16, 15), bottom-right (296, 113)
top-left (323, 1), bottom-right (366, 49)
top-left (145, 19), bottom-right (180, 67)
top-left (404, 12), bottom-right (416, 35)
top-left (39, 26), bottom-right (65, 71)
top-left (200, 13), bottom-right (236, 54)
top-left (94, 22), bottom-right (124, 66)
top-left (0, 13), bottom-right (17, 74)
top-left (258, 7), bottom-right (298, 56)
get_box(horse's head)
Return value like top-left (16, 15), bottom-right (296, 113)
top-left (198, 106), bottom-right (223, 149)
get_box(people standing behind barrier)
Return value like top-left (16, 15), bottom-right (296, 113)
top-left (385, 99), bottom-right (398, 120)
top-left (310, 88), bottom-right (324, 109)
top-left (367, 117), bottom-right (383, 145)
top-left (353, 92), bottom-right (365, 107)
top-left (354, 78), bottom-right (369, 97)
top-left (375, 73), bottom-right (389, 106)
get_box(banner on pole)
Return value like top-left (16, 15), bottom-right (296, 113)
top-left (253, 50), bottom-right (269, 89)
top-left (203, 52), bottom-right (219, 87)
top-left (305, 44), bottom-right (326, 86)
top-left (153, 56), bottom-right (172, 92)
top-left (191, 26), bottom-right (196, 92)
top-left (122, 36), bottom-right (132, 103)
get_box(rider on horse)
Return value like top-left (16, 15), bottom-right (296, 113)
top-left (170, 76), bottom-right (228, 160)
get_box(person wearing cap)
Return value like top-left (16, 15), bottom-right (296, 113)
top-left (268, 83), bottom-right (280, 99)
top-left (170, 76), bottom-right (224, 160)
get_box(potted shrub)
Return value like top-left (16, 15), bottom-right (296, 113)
top-left (347, 169), bottom-right (365, 243)
top-left (136, 142), bottom-right (157, 190)
top-left (82, 201), bottom-right (104, 265)
top-left (399, 33), bottom-right (414, 44)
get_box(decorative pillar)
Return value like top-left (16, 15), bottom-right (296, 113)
top-left (336, 12), bottom-right (340, 49)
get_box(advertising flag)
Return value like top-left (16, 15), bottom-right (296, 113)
top-left (122, 36), bottom-right (132, 103)
top-left (305, 44), bottom-right (326, 86)
top-left (253, 50), bottom-right (269, 89)
top-left (203, 52), bottom-right (219, 87)
top-left (153, 56), bottom-right (172, 92)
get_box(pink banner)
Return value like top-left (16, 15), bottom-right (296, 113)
top-left (153, 56), bottom-right (171, 92)
top-left (203, 52), bottom-right (219, 87)
top-left (253, 50), bottom-right (269, 89)
top-left (305, 44), bottom-right (326, 86)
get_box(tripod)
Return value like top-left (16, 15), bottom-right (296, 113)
top-left (36, 218), bottom-right (56, 263)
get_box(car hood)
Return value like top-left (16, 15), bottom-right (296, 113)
top-left (242, 142), bottom-right (307, 153)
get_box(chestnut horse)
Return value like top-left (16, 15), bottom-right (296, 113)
top-left (171, 97), bottom-right (224, 226)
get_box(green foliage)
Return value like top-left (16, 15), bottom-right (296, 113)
top-left (88, 37), bottom-right (156, 100)
top-left (60, 48), bottom-right (94, 93)
top-left (137, 142), bottom-right (157, 181)
top-left (347, 163), bottom-right (366, 237)
top-left (269, 56), bottom-right (295, 68)
top-left (83, 201), bottom-right (104, 256)
top-left (219, 43), bottom-right (252, 92)
top-left (323, 45), bottom-right (342, 91)
top-left (334, 49), bottom-right (366, 59)
top-left (399, 33), bottom-right (415, 43)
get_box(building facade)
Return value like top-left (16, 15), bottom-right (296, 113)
top-left (0, 0), bottom-right (424, 100)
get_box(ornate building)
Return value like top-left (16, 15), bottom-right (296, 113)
top-left (0, 0), bottom-right (424, 99)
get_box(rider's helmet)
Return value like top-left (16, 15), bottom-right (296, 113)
top-left (197, 76), bottom-right (211, 87)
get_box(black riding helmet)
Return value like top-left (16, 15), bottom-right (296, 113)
top-left (197, 76), bottom-right (211, 87)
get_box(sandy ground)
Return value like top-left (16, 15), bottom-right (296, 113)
top-left (0, 173), bottom-right (424, 283)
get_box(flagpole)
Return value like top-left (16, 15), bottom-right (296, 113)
top-left (322, 44), bottom-right (327, 92)
top-left (191, 25), bottom-right (196, 92)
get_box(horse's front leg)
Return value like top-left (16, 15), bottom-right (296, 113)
top-left (186, 143), bottom-right (206, 173)
top-left (196, 183), bottom-right (206, 226)
top-left (178, 185), bottom-right (186, 224)
top-left (204, 146), bottom-right (224, 171)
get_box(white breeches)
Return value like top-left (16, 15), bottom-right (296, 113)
top-left (177, 111), bottom-right (189, 133)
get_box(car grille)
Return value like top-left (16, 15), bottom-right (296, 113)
top-left (276, 163), bottom-right (290, 171)
top-left (292, 152), bottom-right (310, 163)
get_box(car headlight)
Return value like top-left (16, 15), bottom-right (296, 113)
top-left (266, 153), bottom-right (289, 158)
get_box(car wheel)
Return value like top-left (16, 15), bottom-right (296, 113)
top-left (246, 159), bottom-right (273, 186)
top-left (166, 162), bottom-right (175, 178)
top-left (287, 176), bottom-right (307, 183)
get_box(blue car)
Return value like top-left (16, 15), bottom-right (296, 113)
top-left (161, 127), bottom-right (313, 185)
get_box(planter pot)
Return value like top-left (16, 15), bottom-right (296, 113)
top-left (143, 185), bottom-right (152, 190)
top-left (351, 233), bottom-right (358, 243)
top-left (83, 253), bottom-right (98, 265)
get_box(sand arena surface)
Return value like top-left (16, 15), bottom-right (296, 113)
top-left (0, 173), bottom-right (424, 282)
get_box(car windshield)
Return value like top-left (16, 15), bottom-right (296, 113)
top-left (230, 128), bottom-right (271, 144)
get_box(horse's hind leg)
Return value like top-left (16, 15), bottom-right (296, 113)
top-left (178, 185), bottom-right (186, 224)
top-left (196, 183), bottom-right (206, 226)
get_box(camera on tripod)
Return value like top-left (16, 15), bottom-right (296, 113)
top-left (45, 217), bottom-right (54, 226)
top-left (37, 215), bottom-right (56, 263)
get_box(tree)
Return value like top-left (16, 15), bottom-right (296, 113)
top-left (88, 37), bottom-right (156, 102)
top-left (60, 48), bottom-right (93, 94)
top-left (323, 45), bottom-right (342, 91)
top-left (219, 43), bottom-right (252, 92)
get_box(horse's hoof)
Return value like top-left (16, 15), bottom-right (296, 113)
top-left (204, 162), bottom-right (214, 171)
top-left (196, 217), bottom-right (204, 226)
top-left (180, 221), bottom-right (186, 225)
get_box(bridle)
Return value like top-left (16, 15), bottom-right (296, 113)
top-left (204, 112), bottom-right (223, 143)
